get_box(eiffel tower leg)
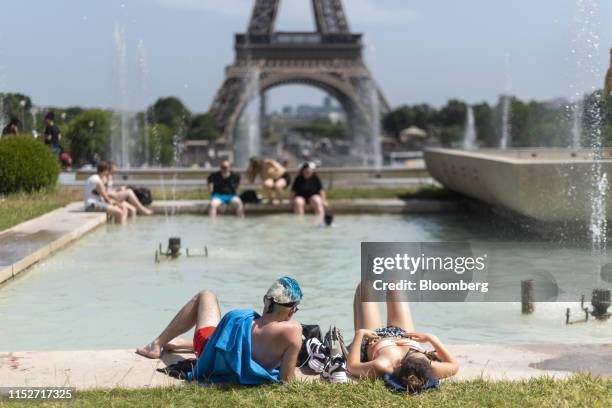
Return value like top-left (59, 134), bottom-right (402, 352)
top-left (259, 90), bottom-right (268, 142)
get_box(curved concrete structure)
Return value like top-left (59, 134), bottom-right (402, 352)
top-left (424, 148), bottom-right (612, 222)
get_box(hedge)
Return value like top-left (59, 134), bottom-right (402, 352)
top-left (0, 135), bottom-right (60, 194)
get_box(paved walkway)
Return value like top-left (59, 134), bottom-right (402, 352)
top-left (0, 344), bottom-right (609, 389)
top-left (0, 203), bottom-right (106, 285)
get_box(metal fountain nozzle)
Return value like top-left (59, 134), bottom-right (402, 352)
top-left (591, 288), bottom-right (611, 320)
top-left (168, 237), bottom-right (181, 258)
top-left (155, 237), bottom-right (208, 263)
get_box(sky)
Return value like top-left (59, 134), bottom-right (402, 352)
top-left (1, 0), bottom-right (611, 113)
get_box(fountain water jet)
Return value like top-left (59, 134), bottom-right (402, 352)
top-left (569, 0), bottom-right (608, 292)
top-left (463, 106), bottom-right (476, 149)
top-left (112, 23), bottom-right (130, 168)
top-left (137, 40), bottom-right (150, 167)
top-left (234, 65), bottom-right (261, 168)
top-left (570, 0), bottom-right (602, 148)
top-left (500, 53), bottom-right (512, 149)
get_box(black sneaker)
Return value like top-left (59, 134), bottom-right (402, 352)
top-left (321, 354), bottom-right (348, 384)
top-left (305, 338), bottom-right (328, 373)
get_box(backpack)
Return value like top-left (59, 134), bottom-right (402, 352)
top-left (129, 186), bottom-right (153, 206)
top-left (240, 189), bottom-right (261, 204)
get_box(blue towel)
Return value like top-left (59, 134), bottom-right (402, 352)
top-left (188, 309), bottom-right (280, 385)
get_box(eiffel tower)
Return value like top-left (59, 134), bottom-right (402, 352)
top-left (209, 0), bottom-right (390, 166)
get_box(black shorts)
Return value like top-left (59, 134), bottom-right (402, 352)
top-left (296, 193), bottom-right (319, 203)
top-left (275, 172), bottom-right (291, 186)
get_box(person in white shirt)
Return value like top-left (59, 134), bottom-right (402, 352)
top-left (84, 161), bottom-right (128, 224)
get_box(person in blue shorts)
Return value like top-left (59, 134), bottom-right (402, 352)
top-left (207, 160), bottom-right (244, 217)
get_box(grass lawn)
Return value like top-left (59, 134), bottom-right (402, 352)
top-left (0, 185), bottom-right (454, 232)
top-left (2, 375), bottom-right (609, 407)
top-left (0, 188), bottom-right (81, 231)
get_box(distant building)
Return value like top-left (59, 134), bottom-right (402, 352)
top-left (180, 140), bottom-right (233, 167)
top-left (279, 97), bottom-right (345, 122)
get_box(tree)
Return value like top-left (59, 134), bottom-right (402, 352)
top-left (438, 99), bottom-right (467, 128)
top-left (137, 123), bottom-right (176, 166)
top-left (64, 110), bottom-right (112, 165)
top-left (472, 102), bottom-right (496, 147)
top-left (147, 96), bottom-right (191, 133)
top-left (290, 119), bottom-right (348, 140)
top-left (382, 104), bottom-right (437, 137)
top-left (188, 113), bottom-right (220, 140)
top-left (1, 93), bottom-right (34, 133)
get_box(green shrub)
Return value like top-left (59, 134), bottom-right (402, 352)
top-left (0, 135), bottom-right (60, 194)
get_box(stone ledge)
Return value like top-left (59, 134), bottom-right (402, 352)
top-left (0, 203), bottom-right (107, 286)
top-left (151, 198), bottom-right (458, 215)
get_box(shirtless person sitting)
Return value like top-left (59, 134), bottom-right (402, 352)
top-left (136, 277), bottom-right (303, 383)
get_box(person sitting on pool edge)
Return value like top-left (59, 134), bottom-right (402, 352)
top-left (347, 282), bottom-right (459, 393)
top-left (207, 160), bottom-right (244, 218)
top-left (136, 277), bottom-right (304, 384)
top-left (106, 163), bottom-right (154, 216)
top-left (83, 161), bottom-right (128, 224)
top-left (291, 162), bottom-right (327, 216)
top-left (246, 157), bottom-right (292, 205)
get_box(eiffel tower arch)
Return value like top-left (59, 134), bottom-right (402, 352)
top-left (209, 0), bottom-right (390, 166)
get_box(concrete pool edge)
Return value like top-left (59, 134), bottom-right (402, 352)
top-left (151, 198), bottom-right (458, 215)
top-left (0, 203), bottom-right (107, 286)
top-left (0, 344), bottom-right (609, 389)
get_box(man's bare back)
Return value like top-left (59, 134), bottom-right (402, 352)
top-left (251, 317), bottom-right (302, 379)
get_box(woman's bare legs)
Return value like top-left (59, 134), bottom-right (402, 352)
top-left (122, 202), bottom-right (137, 218)
top-left (293, 196), bottom-right (306, 214)
top-left (273, 179), bottom-right (287, 204)
top-left (107, 204), bottom-right (127, 225)
top-left (263, 178), bottom-right (275, 204)
top-left (385, 287), bottom-right (415, 332)
top-left (309, 195), bottom-right (325, 218)
top-left (136, 289), bottom-right (221, 359)
top-left (115, 189), bottom-right (153, 215)
top-left (353, 282), bottom-right (383, 331)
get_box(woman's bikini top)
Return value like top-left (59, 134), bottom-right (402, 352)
top-left (370, 338), bottom-right (425, 360)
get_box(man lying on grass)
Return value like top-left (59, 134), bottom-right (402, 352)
top-left (136, 277), bottom-right (303, 384)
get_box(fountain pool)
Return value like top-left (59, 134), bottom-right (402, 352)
top-left (0, 214), bottom-right (610, 352)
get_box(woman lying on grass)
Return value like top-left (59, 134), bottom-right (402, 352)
top-left (347, 283), bottom-right (459, 393)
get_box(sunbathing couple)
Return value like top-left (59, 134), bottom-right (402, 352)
top-left (137, 278), bottom-right (458, 390)
top-left (84, 161), bottom-right (153, 224)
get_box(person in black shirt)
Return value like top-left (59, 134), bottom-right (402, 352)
top-left (291, 162), bottom-right (327, 216)
top-left (1, 117), bottom-right (20, 137)
top-left (207, 160), bottom-right (244, 217)
top-left (44, 112), bottom-right (62, 156)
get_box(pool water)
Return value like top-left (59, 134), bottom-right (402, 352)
top-left (0, 214), bottom-right (610, 351)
